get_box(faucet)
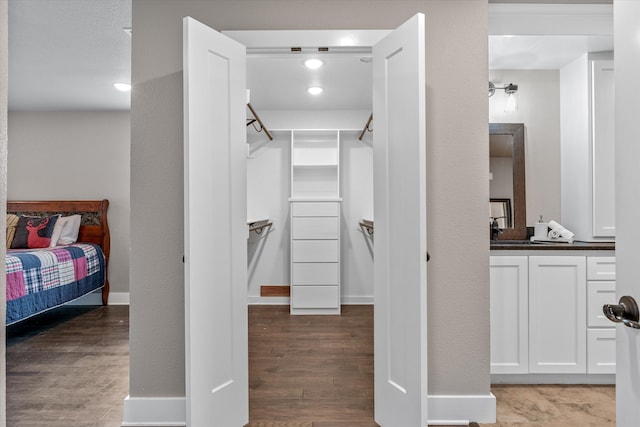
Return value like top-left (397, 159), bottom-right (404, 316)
top-left (490, 217), bottom-right (504, 240)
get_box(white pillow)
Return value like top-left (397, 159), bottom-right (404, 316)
top-left (49, 215), bottom-right (82, 247)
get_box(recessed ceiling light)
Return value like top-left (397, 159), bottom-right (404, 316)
top-left (113, 82), bottom-right (132, 92)
top-left (304, 59), bottom-right (324, 69)
top-left (307, 86), bottom-right (323, 95)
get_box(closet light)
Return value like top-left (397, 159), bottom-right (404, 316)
top-left (113, 82), bottom-right (131, 92)
top-left (307, 86), bottom-right (323, 95)
top-left (304, 59), bottom-right (324, 69)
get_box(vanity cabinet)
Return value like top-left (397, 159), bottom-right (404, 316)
top-left (289, 130), bottom-right (342, 315)
top-left (490, 253), bottom-right (616, 379)
top-left (561, 54), bottom-right (615, 240)
top-left (490, 256), bottom-right (528, 374)
top-left (529, 256), bottom-right (586, 374)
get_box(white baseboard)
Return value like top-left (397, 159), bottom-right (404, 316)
top-left (342, 295), bottom-right (374, 305)
top-left (247, 296), bottom-right (374, 305)
top-left (121, 396), bottom-right (186, 427)
top-left (66, 291), bottom-right (130, 305)
top-left (248, 296), bottom-right (290, 305)
top-left (428, 393), bottom-right (496, 424)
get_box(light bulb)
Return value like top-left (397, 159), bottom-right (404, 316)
top-left (304, 59), bottom-right (323, 70)
top-left (113, 82), bottom-right (131, 92)
top-left (504, 92), bottom-right (518, 113)
top-left (307, 86), bottom-right (323, 95)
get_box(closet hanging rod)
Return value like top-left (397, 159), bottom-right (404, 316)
top-left (247, 103), bottom-right (273, 141)
top-left (248, 220), bottom-right (273, 234)
top-left (359, 219), bottom-right (374, 235)
top-left (358, 113), bottom-right (373, 141)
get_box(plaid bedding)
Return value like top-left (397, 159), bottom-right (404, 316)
top-left (6, 243), bottom-right (105, 324)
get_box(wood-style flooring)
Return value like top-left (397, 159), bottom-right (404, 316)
top-left (6, 304), bottom-right (616, 426)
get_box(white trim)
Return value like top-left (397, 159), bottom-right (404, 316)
top-left (247, 296), bottom-right (374, 305)
top-left (342, 295), bottom-right (374, 305)
top-left (65, 291), bottom-right (130, 305)
top-left (492, 373), bottom-right (615, 385)
top-left (489, 4), bottom-right (612, 36)
top-left (427, 394), bottom-right (496, 425)
top-left (248, 296), bottom-right (290, 305)
top-left (121, 396), bottom-right (186, 427)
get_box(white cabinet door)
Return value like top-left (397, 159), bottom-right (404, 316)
top-left (490, 256), bottom-right (528, 374)
top-left (591, 59), bottom-right (615, 237)
top-left (529, 256), bottom-right (586, 374)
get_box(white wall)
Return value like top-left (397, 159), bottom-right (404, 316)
top-left (7, 112), bottom-right (130, 297)
top-left (246, 110), bottom-right (374, 303)
top-left (0, 1), bottom-right (7, 424)
top-left (489, 69), bottom-right (561, 226)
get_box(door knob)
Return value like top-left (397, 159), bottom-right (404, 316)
top-left (603, 295), bottom-right (640, 329)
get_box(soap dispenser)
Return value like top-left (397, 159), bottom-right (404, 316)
top-left (534, 215), bottom-right (548, 239)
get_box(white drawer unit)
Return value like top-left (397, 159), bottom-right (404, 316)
top-left (291, 202), bottom-right (339, 217)
top-left (291, 240), bottom-right (339, 263)
top-left (586, 256), bottom-right (616, 375)
top-left (587, 256), bottom-right (616, 281)
top-left (289, 132), bottom-right (341, 316)
top-left (292, 262), bottom-right (339, 285)
top-left (292, 217), bottom-right (338, 240)
top-left (587, 329), bottom-right (616, 374)
top-left (291, 286), bottom-right (339, 309)
top-left (587, 281), bottom-right (617, 328)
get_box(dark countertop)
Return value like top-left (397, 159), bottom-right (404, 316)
top-left (490, 240), bottom-right (615, 251)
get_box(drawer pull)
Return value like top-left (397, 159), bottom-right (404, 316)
top-left (603, 296), bottom-right (640, 329)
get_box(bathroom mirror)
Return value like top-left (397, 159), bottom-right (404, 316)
top-left (490, 123), bottom-right (526, 240)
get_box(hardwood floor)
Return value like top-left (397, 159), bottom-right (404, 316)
top-left (6, 305), bottom-right (129, 427)
top-left (5, 304), bottom-right (615, 427)
top-left (247, 305), bottom-right (376, 426)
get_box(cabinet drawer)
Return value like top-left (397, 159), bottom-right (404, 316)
top-left (292, 263), bottom-right (339, 285)
top-left (291, 202), bottom-right (339, 217)
top-left (587, 281), bottom-right (617, 328)
top-left (292, 240), bottom-right (338, 262)
top-left (291, 285), bottom-right (339, 309)
top-left (587, 328), bottom-right (616, 374)
top-left (587, 256), bottom-right (616, 281)
top-left (292, 217), bottom-right (338, 239)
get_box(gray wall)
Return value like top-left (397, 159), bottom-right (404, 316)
top-left (0, 0), bottom-right (7, 424)
top-left (130, 0), bottom-right (489, 401)
top-left (7, 111), bottom-right (131, 296)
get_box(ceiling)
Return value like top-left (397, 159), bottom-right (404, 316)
top-left (7, 1), bottom-right (614, 112)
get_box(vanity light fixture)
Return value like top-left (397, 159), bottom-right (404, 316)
top-left (307, 86), bottom-right (324, 95)
top-left (489, 81), bottom-right (518, 112)
top-left (113, 82), bottom-right (132, 92)
top-left (304, 58), bottom-right (324, 69)
top-left (488, 81), bottom-right (518, 97)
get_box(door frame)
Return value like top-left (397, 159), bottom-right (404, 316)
top-left (223, 26), bottom-right (428, 424)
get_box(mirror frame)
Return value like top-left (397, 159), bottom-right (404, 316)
top-left (490, 123), bottom-right (526, 240)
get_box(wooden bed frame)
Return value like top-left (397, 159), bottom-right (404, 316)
top-left (7, 199), bottom-right (110, 305)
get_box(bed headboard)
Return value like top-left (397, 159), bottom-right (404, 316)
top-left (7, 199), bottom-right (111, 304)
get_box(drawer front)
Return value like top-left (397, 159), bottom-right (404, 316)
top-left (587, 256), bottom-right (616, 281)
top-left (587, 328), bottom-right (616, 374)
top-left (291, 202), bottom-right (339, 217)
top-left (292, 217), bottom-right (338, 240)
top-left (292, 285), bottom-right (339, 309)
top-left (292, 240), bottom-right (338, 263)
top-left (292, 262), bottom-right (339, 285)
top-left (587, 281), bottom-right (617, 327)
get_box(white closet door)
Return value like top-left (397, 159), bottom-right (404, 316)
top-left (373, 13), bottom-right (428, 427)
top-left (183, 16), bottom-right (248, 426)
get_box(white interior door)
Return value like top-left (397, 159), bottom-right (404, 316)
top-left (183, 17), bottom-right (248, 426)
top-left (373, 13), bottom-right (428, 426)
top-left (614, 2), bottom-right (640, 425)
